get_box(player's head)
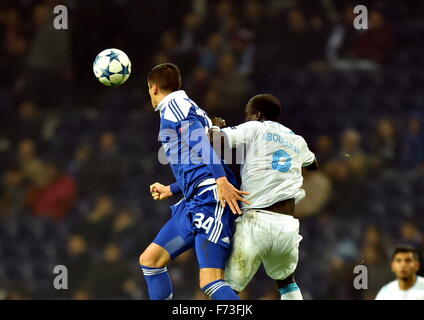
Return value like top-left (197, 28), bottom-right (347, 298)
top-left (245, 94), bottom-right (281, 122)
top-left (391, 245), bottom-right (420, 281)
top-left (147, 63), bottom-right (182, 108)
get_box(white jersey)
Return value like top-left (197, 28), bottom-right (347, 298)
top-left (221, 121), bottom-right (315, 209)
top-left (375, 276), bottom-right (424, 300)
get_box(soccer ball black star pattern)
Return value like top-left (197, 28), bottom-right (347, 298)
top-left (93, 48), bottom-right (132, 86)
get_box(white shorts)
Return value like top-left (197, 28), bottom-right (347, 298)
top-left (225, 209), bottom-right (302, 292)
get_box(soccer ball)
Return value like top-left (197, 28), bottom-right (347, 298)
top-left (93, 48), bottom-right (131, 86)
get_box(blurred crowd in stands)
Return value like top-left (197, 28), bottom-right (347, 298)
top-left (0, 0), bottom-right (423, 299)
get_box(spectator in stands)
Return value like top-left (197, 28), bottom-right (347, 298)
top-left (308, 14), bottom-right (328, 66)
top-left (64, 234), bottom-right (92, 299)
top-left (398, 221), bottom-right (424, 275)
top-left (361, 243), bottom-right (393, 299)
top-left (159, 30), bottom-right (180, 63)
top-left (363, 226), bottom-right (390, 256)
top-left (325, 160), bottom-right (361, 216)
top-left (0, 165), bottom-right (25, 220)
top-left (338, 128), bottom-right (369, 177)
top-left (232, 28), bottom-right (255, 75)
top-left (110, 208), bottom-right (139, 259)
top-left (179, 12), bottom-right (204, 53)
top-left (210, 52), bottom-right (250, 121)
top-left (203, 0), bottom-right (234, 35)
top-left (296, 169), bottom-right (332, 218)
top-left (0, 8), bottom-right (28, 90)
top-left (278, 8), bottom-right (317, 68)
top-left (326, 5), bottom-right (360, 65)
top-left (25, 3), bottom-right (71, 108)
top-left (11, 100), bottom-right (43, 145)
top-left (76, 196), bottom-right (115, 247)
top-left (401, 115), bottom-right (424, 169)
top-left (399, 221), bottom-right (424, 249)
top-left (16, 138), bottom-right (43, 181)
top-left (93, 132), bottom-right (123, 195)
top-left (186, 66), bottom-right (210, 103)
top-left (84, 243), bottom-right (135, 299)
top-left (315, 134), bottom-right (336, 168)
top-left (242, 0), bottom-right (263, 32)
top-left (349, 10), bottom-right (395, 65)
top-left (371, 118), bottom-right (399, 170)
top-left (26, 160), bottom-right (77, 220)
top-left (68, 143), bottom-right (98, 197)
top-left (360, 226), bottom-right (393, 299)
top-left (327, 238), bottom-right (361, 299)
top-left (198, 33), bottom-right (224, 73)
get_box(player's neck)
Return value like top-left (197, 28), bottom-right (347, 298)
top-left (398, 274), bottom-right (417, 291)
top-left (157, 90), bottom-right (177, 107)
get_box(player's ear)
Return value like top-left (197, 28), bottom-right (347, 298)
top-left (255, 111), bottom-right (262, 121)
top-left (414, 260), bottom-right (420, 272)
top-left (390, 260), bottom-right (395, 273)
top-left (153, 84), bottom-right (159, 95)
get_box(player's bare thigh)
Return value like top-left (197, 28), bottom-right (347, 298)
top-left (139, 243), bottom-right (171, 268)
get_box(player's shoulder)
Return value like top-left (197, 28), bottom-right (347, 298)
top-left (382, 279), bottom-right (399, 292)
top-left (266, 121), bottom-right (298, 137)
top-left (375, 279), bottom-right (396, 299)
top-left (225, 120), bottom-right (263, 132)
top-left (415, 276), bottom-right (424, 289)
top-left (162, 91), bottom-right (196, 122)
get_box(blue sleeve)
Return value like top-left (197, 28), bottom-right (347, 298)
top-left (170, 182), bottom-right (182, 195)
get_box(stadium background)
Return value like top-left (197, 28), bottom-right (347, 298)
top-left (0, 0), bottom-right (423, 300)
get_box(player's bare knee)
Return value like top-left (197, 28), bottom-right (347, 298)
top-left (139, 251), bottom-right (162, 268)
top-left (139, 244), bottom-right (171, 268)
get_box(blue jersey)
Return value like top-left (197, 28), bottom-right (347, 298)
top-left (156, 90), bottom-right (237, 199)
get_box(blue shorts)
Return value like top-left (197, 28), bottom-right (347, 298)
top-left (153, 185), bottom-right (236, 269)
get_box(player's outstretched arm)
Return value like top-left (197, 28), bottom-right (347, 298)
top-left (150, 182), bottom-right (173, 201)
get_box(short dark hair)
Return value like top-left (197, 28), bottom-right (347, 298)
top-left (147, 63), bottom-right (181, 93)
top-left (247, 94), bottom-right (282, 122)
top-left (392, 245), bottom-right (419, 261)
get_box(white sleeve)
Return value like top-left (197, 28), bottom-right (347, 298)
top-left (221, 121), bottom-right (261, 148)
top-left (299, 136), bottom-right (316, 166)
top-left (374, 286), bottom-right (386, 300)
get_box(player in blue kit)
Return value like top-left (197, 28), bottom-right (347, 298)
top-left (139, 63), bottom-right (250, 300)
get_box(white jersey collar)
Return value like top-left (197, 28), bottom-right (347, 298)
top-left (155, 90), bottom-right (188, 112)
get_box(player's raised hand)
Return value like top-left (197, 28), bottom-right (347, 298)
top-left (149, 182), bottom-right (173, 201)
top-left (216, 177), bottom-right (251, 215)
top-left (211, 117), bottom-right (226, 128)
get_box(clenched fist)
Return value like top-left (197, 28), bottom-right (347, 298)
top-left (149, 182), bottom-right (173, 201)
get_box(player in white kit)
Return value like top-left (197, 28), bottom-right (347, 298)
top-left (210, 94), bottom-right (318, 300)
top-left (375, 245), bottom-right (424, 300)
